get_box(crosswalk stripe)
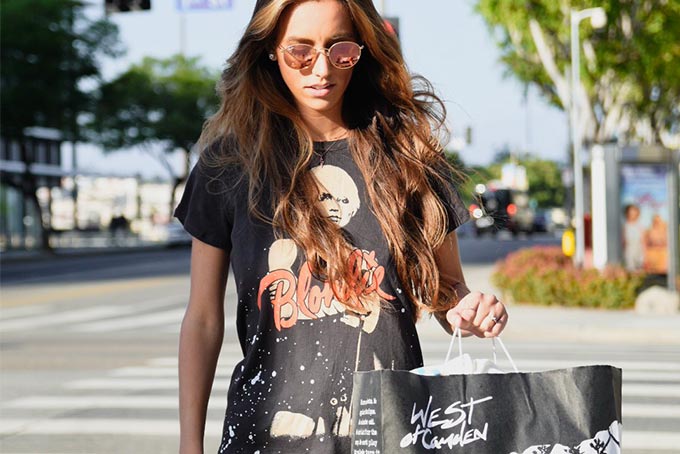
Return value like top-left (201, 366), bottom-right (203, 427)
top-left (492, 359), bottom-right (680, 372)
top-left (0, 304), bottom-right (51, 320)
top-left (623, 403), bottom-right (680, 418)
top-left (106, 365), bottom-right (678, 382)
top-left (110, 366), bottom-right (234, 377)
top-left (0, 306), bottom-right (133, 331)
top-left (622, 431), bottom-right (680, 450)
top-left (623, 383), bottom-right (680, 398)
top-left (146, 354), bottom-right (680, 373)
top-left (0, 419), bottom-right (677, 449)
top-left (62, 377), bottom-right (680, 399)
top-left (64, 378), bottom-right (228, 390)
top-left (3, 396), bottom-right (184, 410)
top-left (0, 297), bottom-right (181, 332)
top-left (623, 370), bottom-right (680, 382)
top-left (70, 308), bottom-right (185, 332)
top-left (0, 418), bottom-right (222, 436)
top-left (6, 396), bottom-right (679, 419)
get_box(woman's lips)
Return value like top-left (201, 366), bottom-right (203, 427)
top-left (305, 83), bottom-right (335, 97)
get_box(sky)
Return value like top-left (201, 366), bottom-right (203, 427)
top-left (76, 0), bottom-right (569, 179)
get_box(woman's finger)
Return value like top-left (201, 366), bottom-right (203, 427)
top-left (482, 308), bottom-right (508, 338)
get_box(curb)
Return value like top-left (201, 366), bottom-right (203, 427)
top-left (0, 244), bottom-right (174, 265)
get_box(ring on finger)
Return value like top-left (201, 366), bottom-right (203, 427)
top-left (490, 315), bottom-right (500, 324)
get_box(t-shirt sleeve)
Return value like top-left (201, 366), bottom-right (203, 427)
top-left (173, 161), bottom-right (233, 251)
top-left (432, 166), bottom-right (470, 234)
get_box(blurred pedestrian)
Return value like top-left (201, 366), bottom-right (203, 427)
top-left (622, 204), bottom-right (644, 271)
top-left (173, 1), bottom-right (508, 453)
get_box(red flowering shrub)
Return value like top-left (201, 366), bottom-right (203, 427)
top-left (491, 246), bottom-right (644, 309)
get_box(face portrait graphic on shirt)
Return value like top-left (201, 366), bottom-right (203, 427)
top-left (311, 164), bottom-right (361, 228)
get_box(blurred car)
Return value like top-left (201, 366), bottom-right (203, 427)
top-left (143, 219), bottom-right (192, 247)
top-left (469, 187), bottom-right (535, 236)
top-left (532, 209), bottom-right (549, 233)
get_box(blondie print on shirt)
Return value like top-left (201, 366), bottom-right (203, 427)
top-left (257, 164), bottom-right (394, 440)
top-left (173, 140), bottom-right (462, 453)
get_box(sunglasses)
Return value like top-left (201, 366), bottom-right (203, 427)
top-left (277, 41), bottom-right (364, 70)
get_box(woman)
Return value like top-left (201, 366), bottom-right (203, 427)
top-left (643, 214), bottom-right (668, 274)
top-left (174, 1), bottom-right (508, 453)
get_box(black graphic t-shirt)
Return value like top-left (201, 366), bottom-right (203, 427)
top-left (174, 139), bottom-right (469, 454)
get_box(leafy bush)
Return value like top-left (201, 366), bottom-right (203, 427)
top-left (491, 246), bottom-right (644, 309)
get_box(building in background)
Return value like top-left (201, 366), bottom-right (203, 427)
top-left (0, 128), bottom-right (65, 250)
top-left (1, 128), bottom-right (181, 251)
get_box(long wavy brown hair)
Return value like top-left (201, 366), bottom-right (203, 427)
top-left (197, 0), bottom-right (464, 318)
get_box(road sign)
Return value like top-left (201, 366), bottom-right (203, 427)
top-left (176, 0), bottom-right (232, 11)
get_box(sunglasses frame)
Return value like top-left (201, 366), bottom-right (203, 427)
top-left (277, 41), bottom-right (364, 70)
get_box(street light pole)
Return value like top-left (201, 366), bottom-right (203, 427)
top-left (570, 7), bottom-right (606, 268)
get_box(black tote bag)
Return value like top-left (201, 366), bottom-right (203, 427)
top-left (350, 333), bottom-right (622, 454)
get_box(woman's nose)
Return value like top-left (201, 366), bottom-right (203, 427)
top-left (312, 50), bottom-right (332, 77)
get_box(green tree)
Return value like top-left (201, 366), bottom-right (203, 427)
top-left (1, 0), bottom-right (122, 139)
top-left (1, 0), bottom-right (122, 250)
top-left (89, 55), bottom-right (220, 215)
top-left (475, 0), bottom-right (680, 148)
top-left (521, 157), bottom-right (565, 207)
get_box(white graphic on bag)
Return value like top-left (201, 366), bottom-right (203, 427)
top-left (399, 395), bottom-right (493, 450)
top-left (510, 420), bottom-right (622, 454)
top-left (354, 397), bottom-right (381, 453)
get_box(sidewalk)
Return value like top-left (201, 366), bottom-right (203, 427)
top-left (0, 236), bottom-right (169, 264)
top-left (458, 263), bottom-right (680, 346)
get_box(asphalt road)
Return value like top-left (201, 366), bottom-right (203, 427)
top-left (1, 235), bottom-right (678, 453)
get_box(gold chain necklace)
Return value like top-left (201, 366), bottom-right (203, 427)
top-left (314, 137), bottom-right (346, 166)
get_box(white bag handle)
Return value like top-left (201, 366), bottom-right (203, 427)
top-left (445, 325), bottom-right (519, 373)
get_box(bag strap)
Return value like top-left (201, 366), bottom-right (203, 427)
top-left (444, 325), bottom-right (519, 373)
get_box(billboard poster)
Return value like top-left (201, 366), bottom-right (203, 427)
top-left (620, 164), bottom-right (669, 275)
top-left (177, 0), bottom-right (232, 11)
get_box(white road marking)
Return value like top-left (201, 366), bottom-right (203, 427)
top-left (70, 308), bottom-right (185, 332)
top-left (0, 307), bottom-right (134, 332)
top-left (491, 358), bottom-right (680, 372)
top-left (623, 383), bottom-right (680, 398)
top-left (0, 418), bottom-right (223, 437)
top-left (622, 431), bottom-right (680, 450)
top-left (110, 366), bottom-right (234, 377)
top-left (7, 396), bottom-right (679, 420)
top-left (3, 396), bottom-right (217, 411)
top-left (63, 378), bottom-right (231, 391)
top-left (60, 377), bottom-right (680, 398)
top-left (0, 419), bottom-right (677, 449)
top-left (623, 403), bottom-right (680, 418)
top-left (623, 370), bottom-right (680, 382)
top-left (0, 305), bottom-right (51, 320)
top-left (0, 297), bottom-right (181, 332)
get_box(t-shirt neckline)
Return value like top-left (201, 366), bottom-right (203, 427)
top-left (312, 138), bottom-right (348, 152)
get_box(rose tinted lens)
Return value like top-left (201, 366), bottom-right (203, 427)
top-left (283, 44), bottom-right (315, 69)
top-left (329, 42), bottom-right (361, 69)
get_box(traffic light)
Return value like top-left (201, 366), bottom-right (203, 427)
top-left (105, 0), bottom-right (151, 13)
top-left (465, 126), bottom-right (473, 145)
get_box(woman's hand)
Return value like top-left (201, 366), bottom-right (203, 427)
top-left (445, 291), bottom-right (507, 338)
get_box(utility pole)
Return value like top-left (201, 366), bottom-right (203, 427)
top-left (569, 7), bottom-right (606, 268)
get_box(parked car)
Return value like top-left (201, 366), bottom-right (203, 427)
top-left (469, 187), bottom-right (535, 236)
